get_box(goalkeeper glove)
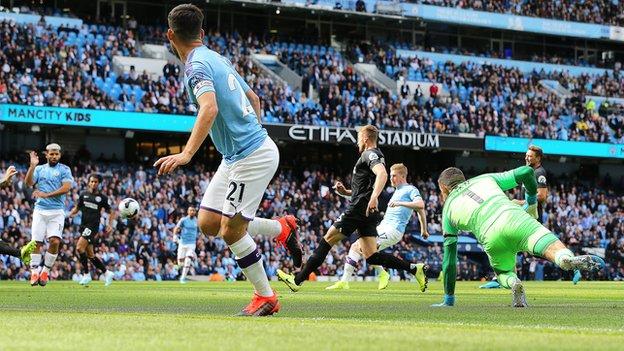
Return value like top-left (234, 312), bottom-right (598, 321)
top-left (523, 194), bottom-right (538, 219)
top-left (431, 294), bottom-right (455, 307)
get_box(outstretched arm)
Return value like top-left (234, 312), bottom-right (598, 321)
top-left (432, 234), bottom-right (458, 307)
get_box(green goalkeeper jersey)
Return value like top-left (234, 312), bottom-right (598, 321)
top-left (439, 166), bottom-right (540, 297)
top-left (441, 169), bottom-right (522, 245)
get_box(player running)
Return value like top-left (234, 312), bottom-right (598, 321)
top-left (0, 166), bottom-right (37, 265)
top-left (25, 144), bottom-right (74, 287)
top-left (277, 126), bottom-right (429, 293)
top-left (326, 163), bottom-right (429, 291)
top-left (174, 206), bottom-right (199, 284)
top-left (68, 173), bottom-right (115, 286)
top-left (432, 166), bottom-right (605, 308)
top-left (154, 4), bottom-right (301, 316)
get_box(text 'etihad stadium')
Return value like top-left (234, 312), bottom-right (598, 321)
top-left (288, 126), bottom-right (440, 148)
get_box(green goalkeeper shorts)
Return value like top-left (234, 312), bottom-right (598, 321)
top-left (481, 207), bottom-right (558, 274)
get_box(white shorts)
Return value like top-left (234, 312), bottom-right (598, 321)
top-left (200, 137), bottom-right (279, 220)
top-left (177, 243), bottom-right (197, 260)
top-left (31, 209), bottom-right (65, 242)
top-left (376, 224), bottom-right (403, 251)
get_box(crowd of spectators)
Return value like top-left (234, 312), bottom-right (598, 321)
top-left (0, 156), bottom-right (622, 283)
top-left (2, 19), bottom-right (624, 143)
top-left (413, 0), bottom-right (624, 26)
top-left (350, 41), bottom-right (624, 143)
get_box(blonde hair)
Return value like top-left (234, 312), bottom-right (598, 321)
top-left (390, 163), bottom-right (408, 177)
top-left (359, 125), bottom-right (379, 144)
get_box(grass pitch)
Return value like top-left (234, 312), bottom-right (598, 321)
top-left (0, 280), bottom-right (622, 351)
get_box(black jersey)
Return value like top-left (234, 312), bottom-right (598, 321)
top-left (77, 191), bottom-right (110, 231)
top-left (523, 165), bottom-right (548, 222)
top-left (348, 148), bottom-right (385, 213)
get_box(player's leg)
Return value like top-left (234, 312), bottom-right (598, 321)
top-left (358, 235), bottom-right (429, 292)
top-left (87, 243), bottom-right (112, 285)
top-left (485, 244), bottom-right (527, 307)
top-left (247, 215), bottom-right (302, 268)
top-left (326, 240), bottom-right (361, 290)
top-left (0, 240), bottom-right (21, 258)
top-left (29, 210), bottom-right (46, 286)
top-left (279, 225), bottom-right (345, 292)
top-left (533, 234), bottom-right (605, 272)
top-left (222, 138), bottom-right (281, 316)
top-left (76, 236), bottom-right (91, 285)
top-left (180, 244), bottom-right (195, 283)
top-left (39, 210), bottom-right (65, 287)
top-left (374, 226), bottom-right (404, 290)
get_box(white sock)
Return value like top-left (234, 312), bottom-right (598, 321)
top-left (41, 252), bottom-right (58, 273)
top-left (181, 257), bottom-right (192, 279)
top-left (30, 253), bottom-right (42, 271)
top-left (230, 234), bottom-right (273, 297)
top-left (247, 218), bottom-right (282, 238)
top-left (341, 262), bottom-right (355, 282)
top-left (554, 249), bottom-right (575, 270)
top-left (83, 273), bottom-right (91, 279)
top-left (341, 248), bottom-right (363, 282)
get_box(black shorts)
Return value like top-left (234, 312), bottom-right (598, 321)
top-left (79, 226), bottom-right (98, 244)
top-left (333, 210), bottom-right (382, 238)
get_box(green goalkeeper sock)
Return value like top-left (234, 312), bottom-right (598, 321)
top-left (497, 272), bottom-right (519, 289)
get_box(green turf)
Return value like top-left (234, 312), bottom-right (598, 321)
top-left (0, 280), bottom-right (622, 350)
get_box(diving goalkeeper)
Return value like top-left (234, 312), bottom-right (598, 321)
top-left (433, 166), bottom-right (605, 308)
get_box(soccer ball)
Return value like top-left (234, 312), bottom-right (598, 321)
top-left (118, 198), bottom-right (140, 219)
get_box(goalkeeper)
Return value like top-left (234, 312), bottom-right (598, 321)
top-left (432, 166), bottom-right (605, 308)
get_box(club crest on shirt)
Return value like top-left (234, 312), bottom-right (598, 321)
top-left (95, 196), bottom-right (102, 202)
top-left (369, 153), bottom-right (379, 161)
top-left (538, 175), bottom-right (547, 184)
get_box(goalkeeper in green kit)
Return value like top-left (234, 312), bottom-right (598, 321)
top-left (432, 166), bottom-right (605, 308)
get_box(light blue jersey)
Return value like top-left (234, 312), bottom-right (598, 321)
top-left (177, 216), bottom-right (199, 245)
top-left (33, 163), bottom-right (73, 210)
top-left (184, 46), bottom-right (267, 163)
top-left (381, 184), bottom-right (422, 233)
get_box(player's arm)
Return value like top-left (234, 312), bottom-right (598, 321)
top-left (489, 166), bottom-right (539, 218)
top-left (389, 198), bottom-right (424, 210)
top-left (245, 89), bottom-right (262, 124)
top-left (416, 207), bottom-right (429, 239)
top-left (367, 163), bottom-right (388, 217)
top-left (432, 213), bottom-right (458, 307)
top-left (535, 170), bottom-right (548, 203)
top-left (154, 92), bottom-right (218, 175)
top-left (333, 181), bottom-right (352, 198)
top-left (438, 234), bottom-right (458, 305)
top-left (38, 181), bottom-right (72, 198)
top-left (0, 166), bottom-right (17, 188)
top-left (103, 197), bottom-right (115, 234)
top-left (25, 151), bottom-right (39, 187)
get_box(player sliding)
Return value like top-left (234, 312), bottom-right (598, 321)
top-left (68, 173), bottom-right (115, 286)
top-left (174, 206), bottom-right (199, 284)
top-left (326, 163), bottom-right (429, 291)
top-left (277, 126), bottom-right (429, 293)
top-left (0, 166), bottom-right (37, 265)
top-left (432, 166), bottom-right (605, 308)
top-left (154, 4), bottom-right (301, 316)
